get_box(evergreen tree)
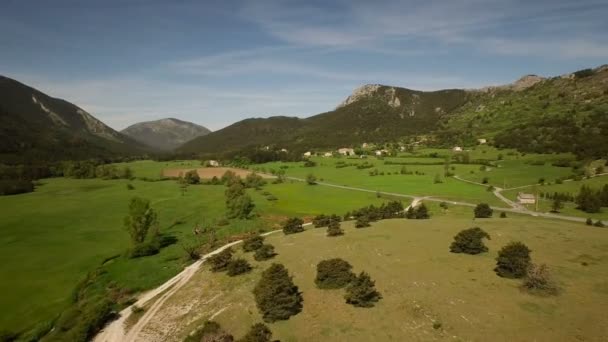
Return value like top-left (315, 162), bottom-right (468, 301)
top-left (123, 197), bottom-right (158, 245)
top-left (243, 235), bottom-right (265, 252)
top-left (254, 244), bottom-right (276, 261)
top-left (495, 242), bottom-right (531, 278)
top-left (415, 203), bottom-right (430, 219)
top-left (227, 194), bottom-right (255, 219)
top-left (344, 272), bottom-right (382, 307)
top-left (355, 216), bottom-right (371, 228)
top-left (208, 248), bottom-right (234, 272)
top-left (238, 323), bottom-right (272, 342)
top-left (450, 227), bottom-right (491, 254)
top-left (253, 264), bottom-right (303, 322)
top-left (283, 217), bottom-right (304, 234)
top-left (315, 259), bottom-right (354, 289)
top-left (327, 220), bottom-right (344, 236)
top-left (550, 198), bottom-right (564, 213)
top-left (575, 185), bottom-right (602, 213)
top-left (474, 203), bottom-right (493, 218)
top-left (183, 170), bottom-right (200, 184)
top-left (227, 258), bottom-right (252, 276)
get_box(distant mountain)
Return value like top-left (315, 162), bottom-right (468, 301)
top-left (178, 85), bottom-right (469, 154)
top-left (0, 75), bottom-right (150, 163)
top-left (122, 118), bottom-right (210, 151)
top-left (178, 65), bottom-right (608, 159)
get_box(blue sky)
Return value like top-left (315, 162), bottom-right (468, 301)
top-left (1, 0), bottom-right (607, 130)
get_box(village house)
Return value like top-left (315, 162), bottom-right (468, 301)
top-left (375, 149), bottom-right (388, 156)
top-left (362, 143), bottom-right (369, 148)
top-left (207, 160), bottom-right (219, 167)
top-left (452, 146), bottom-right (463, 152)
top-left (517, 192), bottom-right (536, 204)
top-left (323, 152), bottom-right (333, 157)
top-left (478, 138), bottom-right (487, 144)
top-left (280, 148), bottom-right (288, 153)
top-left (303, 151), bottom-right (312, 157)
top-left (338, 148), bottom-right (355, 156)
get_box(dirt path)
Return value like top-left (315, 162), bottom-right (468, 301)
top-left (93, 227), bottom-right (307, 342)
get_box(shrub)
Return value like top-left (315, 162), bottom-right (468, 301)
top-left (126, 183), bottom-right (135, 190)
top-left (239, 323), bottom-right (272, 342)
top-left (474, 203), bottom-right (493, 218)
top-left (315, 258), bottom-right (354, 289)
top-left (521, 264), bottom-right (559, 296)
top-left (449, 227), bottom-right (491, 254)
top-left (226, 194), bottom-right (255, 219)
top-left (495, 242), bottom-right (531, 278)
top-left (254, 244), bottom-right (276, 261)
top-left (573, 68), bottom-right (594, 78)
top-left (344, 272), bottom-right (381, 307)
top-left (327, 220), bottom-right (344, 237)
top-left (0, 179), bottom-right (34, 195)
top-left (306, 173), bottom-right (317, 185)
top-left (184, 321), bottom-right (234, 342)
top-left (227, 258), bottom-right (252, 276)
top-left (312, 214), bottom-right (330, 228)
top-left (283, 217), bottom-right (304, 235)
top-left (586, 218), bottom-right (593, 225)
top-left (183, 170), bottom-right (200, 184)
top-left (208, 248), bottom-right (234, 272)
top-left (126, 240), bottom-right (160, 258)
top-left (355, 216), bottom-right (370, 228)
top-left (439, 202), bottom-right (448, 210)
top-left (594, 220), bottom-right (606, 227)
top-left (243, 235), bottom-right (264, 252)
top-left (500, 212), bottom-right (507, 218)
top-left (253, 263), bottom-right (303, 322)
top-left (414, 203), bottom-right (430, 219)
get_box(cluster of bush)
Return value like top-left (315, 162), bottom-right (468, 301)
top-left (540, 191), bottom-right (575, 203)
top-left (315, 258), bottom-right (381, 307)
top-left (208, 247), bottom-right (253, 276)
top-left (356, 161), bottom-right (375, 170)
top-left (405, 203), bottom-right (430, 219)
top-left (185, 319), bottom-right (274, 342)
top-left (449, 227), bottom-right (558, 295)
top-left (368, 168), bottom-right (426, 176)
top-left (575, 184), bottom-right (608, 213)
top-left (242, 234), bottom-right (277, 261)
top-left (344, 200), bottom-right (406, 222)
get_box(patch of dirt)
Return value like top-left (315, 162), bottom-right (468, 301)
top-left (162, 167), bottom-right (274, 179)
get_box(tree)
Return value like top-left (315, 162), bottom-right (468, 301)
top-left (474, 203), bottom-right (493, 218)
top-left (405, 206), bottom-right (415, 219)
top-left (283, 217), bottom-right (304, 235)
top-left (315, 258), bottom-right (354, 289)
top-left (243, 235), bottom-right (264, 252)
top-left (253, 263), bottom-right (303, 322)
top-left (344, 272), bottom-right (381, 307)
top-left (124, 197), bottom-right (158, 245)
top-left (434, 174), bottom-right (443, 184)
top-left (238, 323), bottom-right (272, 342)
top-left (183, 170), bottom-right (200, 184)
top-left (500, 212), bottom-right (507, 218)
top-left (414, 203), bottom-right (430, 219)
top-left (495, 242), bottom-right (531, 278)
top-left (227, 194), bottom-right (255, 219)
top-left (550, 198), bottom-right (564, 213)
top-left (227, 258), bottom-right (252, 276)
top-left (312, 214), bottom-right (330, 228)
top-left (594, 220), bottom-right (606, 227)
top-left (439, 202), bottom-right (448, 211)
top-left (522, 263), bottom-right (559, 296)
top-left (586, 218), bottom-right (593, 225)
top-left (355, 216), bottom-right (370, 228)
top-left (208, 248), bottom-right (234, 272)
top-left (327, 220), bottom-right (344, 237)
top-left (306, 173), bottom-right (317, 185)
top-left (254, 244), bottom-right (276, 261)
top-left (575, 185), bottom-right (602, 213)
top-left (185, 321), bottom-right (234, 342)
top-left (450, 227), bottom-right (491, 254)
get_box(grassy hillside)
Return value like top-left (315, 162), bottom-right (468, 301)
top-left (141, 215), bottom-right (608, 341)
top-left (0, 76), bottom-right (150, 163)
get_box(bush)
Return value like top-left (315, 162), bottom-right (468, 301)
top-left (355, 216), bottom-right (370, 228)
top-left (227, 258), bottom-right (252, 276)
top-left (243, 235), bottom-right (265, 252)
top-left (594, 220), bottom-right (606, 227)
top-left (253, 263), bottom-right (303, 322)
top-left (283, 217), bottom-right (304, 235)
top-left (0, 179), bottom-right (35, 196)
top-left (312, 214), bottom-right (331, 228)
top-left (586, 218), bottom-right (593, 225)
top-left (315, 258), bottom-right (354, 289)
top-left (185, 321), bottom-right (234, 342)
top-left (239, 323), bottom-right (272, 342)
top-left (474, 203), bottom-right (493, 218)
top-left (344, 272), bottom-right (381, 307)
top-left (449, 227), bottom-right (491, 254)
top-left (306, 173), bottom-right (317, 185)
top-left (495, 242), bottom-right (532, 278)
top-left (208, 248), bottom-right (234, 272)
top-left (50, 298), bottom-right (115, 342)
top-left (327, 220), bottom-right (344, 237)
top-left (522, 264), bottom-right (559, 296)
top-left (500, 212), bottom-right (507, 218)
top-left (254, 244), bottom-right (276, 261)
top-left (126, 240), bottom-right (160, 258)
top-left (183, 169), bottom-right (200, 184)
top-left (414, 203), bottom-right (429, 219)
top-left (126, 183), bottom-right (135, 190)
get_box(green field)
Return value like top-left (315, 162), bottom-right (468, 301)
top-left (142, 213), bottom-right (608, 341)
top-left (0, 173), bottom-right (402, 333)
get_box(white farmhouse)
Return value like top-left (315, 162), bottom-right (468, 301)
top-left (323, 152), bottom-right (333, 157)
top-left (478, 138), bottom-right (487, 144)
top-left (517, 192), bottom-right (536, 204)
top-left (280, 148), bottom-right (288, 153)
top-left (303, 151), bottom-right (312, 157)
top-left (452, 146), bottom-right (463, 152)
top-left (207, 160), bottom-right (219, 167)
top-left (338, 148), bottom-right (355, 156)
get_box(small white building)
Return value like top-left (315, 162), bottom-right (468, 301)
top-left (303, 151), bottom-right (312, 157)
top-left (280, 148), bottom-right (288, 153)
top-left (208, 160), bottom-right (219, 167)
top-left (375, 149), bottom-right (388, 156)
top-left (452, 146), bottom-right (463, 152)
top-left (323, 152), bottom-right (333, 157)
top-left (338, 148), bottom-right (355, 156)
top-left (362, 143), bottom-right (369, 148)
top-left (517, 192), bottom-right (536, 204)
top-left (478, 138), bottom-right (487, 144)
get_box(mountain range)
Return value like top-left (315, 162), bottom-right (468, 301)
top-left (122, 118), bottom-right (210, 151)
top-left (1, 65), bottom-right (607, 163)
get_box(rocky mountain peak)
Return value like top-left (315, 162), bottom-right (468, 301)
top-left (337, 84), bottom-right (401, 108)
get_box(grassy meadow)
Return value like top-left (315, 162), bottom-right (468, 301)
top-left (141, 213), bottom-right (608, 342)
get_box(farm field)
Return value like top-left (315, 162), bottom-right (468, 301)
top-left (0, 176), bottom-right (391, 334)
top-left (251, 157), bottom-right (506, 206)
top-left (112, 160), bottom-right (201, 180)
top-left (140, 214), bottom-right (608, 342)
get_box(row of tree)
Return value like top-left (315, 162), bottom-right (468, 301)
top-left (575, 184), bottom-right (608, 213)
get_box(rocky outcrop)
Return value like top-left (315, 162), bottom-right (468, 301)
top-left (337, 84), bottom-right (402, 108)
